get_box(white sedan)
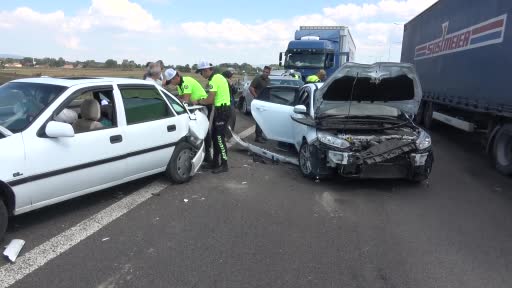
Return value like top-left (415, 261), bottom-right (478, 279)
top-left (0, 77), bottom-right (209, 239)
top-left (251, 62), bottom-right (434, 181)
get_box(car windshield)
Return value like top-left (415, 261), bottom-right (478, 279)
top-left (0, 82), bottom-right (67, 133)
top-left (285, 53), bottom-right (325, 68)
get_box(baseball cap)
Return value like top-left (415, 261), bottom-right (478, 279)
top-left (195, 60), bottom-right (213, 73)
top-left (164, 68), bottom-right (177, 80)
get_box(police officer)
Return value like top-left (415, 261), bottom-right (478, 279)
top-left (221, 70), bottom-right (237, 136)
top-left (194, 61), bottom-right (231, 174)
top-left (164, 68), bottom-right (208, 104)
top-left (306, 69), bottom-right (326, 83)
top-left (164, 68), bottom-right (214, 165)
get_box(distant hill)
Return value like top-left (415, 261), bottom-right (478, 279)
top-left (0, 54), bottom-right (24, 59)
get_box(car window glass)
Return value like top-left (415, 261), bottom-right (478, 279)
top-left (54, 88), bottom-right (116, 134)
top-left (160, 89), bottom-right (186, 115)
top-left (260, 88), bottom-right (297, 106)
top-left (0, 82), bottom-right (66, 133)
top-left (120, 87), bottom-right (172, 125)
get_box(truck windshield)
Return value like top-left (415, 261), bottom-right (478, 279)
top-left (285, 53), bottom-right (326, 69)
top-left (0, 82), bottom-right (66, 133)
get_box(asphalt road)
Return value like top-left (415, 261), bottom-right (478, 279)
top-left (1, 111), bottom-right (512, 288)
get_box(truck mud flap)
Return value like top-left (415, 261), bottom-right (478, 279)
top-left (228, 127), bottom-right (299, 166)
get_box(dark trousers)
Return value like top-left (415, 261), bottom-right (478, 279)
top-left (204, 105), bottom-right (213, 162)
top-left (212, 105), bottom-right (231, 166)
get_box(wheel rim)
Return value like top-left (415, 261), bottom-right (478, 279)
top-left (496, 131), bottom-right (512, 166)
top-left (299, 144), bottom-right (312, 174)
top-left (176, 148), bottom-right (193, 178)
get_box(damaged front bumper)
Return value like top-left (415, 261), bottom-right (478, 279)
top-left (318, 141), bottom-right (434, 179)
top-left (190, 142), bottom-right (205, 176)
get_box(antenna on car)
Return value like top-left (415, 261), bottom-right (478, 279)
top-left (346, 72), bottom-right (359, 118)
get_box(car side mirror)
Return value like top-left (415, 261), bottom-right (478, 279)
top-left (293, 105), bottom-right (307, 114)
top-left (45, 121), bottom-right (74, 138)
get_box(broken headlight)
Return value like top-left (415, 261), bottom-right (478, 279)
top-left (416, 129), bottom-right (432, 150)
top-left (317, 131), bottom-right (350, 149)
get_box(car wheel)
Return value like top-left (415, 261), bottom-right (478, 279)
top-left (166, 142), bottom-right (194, 184)
top-left (492, 124), bottom-right (512, 175)
top-left (299, 143), bottom-right (316, 178)
top-left (241, 99), bottom-right (250, 115)
top-left (0, 197), bottom-right (7, 241)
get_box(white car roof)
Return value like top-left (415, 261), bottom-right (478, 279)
top-left (10, 77), bottom-right (154, 87)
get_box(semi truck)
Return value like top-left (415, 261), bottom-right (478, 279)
top-left (279, 26), bottom-right (356, 82)
top-left (401, 0), bottom-right (512, 175)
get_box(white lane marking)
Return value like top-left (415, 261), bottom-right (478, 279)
top-left (0, 181), bottom-right (168, 288)
top-left (227, 125), bottom-right (255, 148)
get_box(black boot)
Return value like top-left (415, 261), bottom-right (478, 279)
top-left (212, 162), bottom-right (228, 174)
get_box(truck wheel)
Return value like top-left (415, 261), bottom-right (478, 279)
top-left (492, 124), bottom-right (512, 175)
top-left (423, 101), bottom-right (434, 129)
top-left (0, 197), bottom-right (7, 241)
top-left (165, 142), bottom-right (194, 184)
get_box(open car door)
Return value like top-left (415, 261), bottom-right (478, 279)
top-left (251, 86), bottom-right (300, 143)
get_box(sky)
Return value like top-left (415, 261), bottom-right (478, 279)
top-left (0, 0), bottom-right (438, 66)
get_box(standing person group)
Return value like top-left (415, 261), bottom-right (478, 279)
top-left (162, 61), bottom-right (232, 174)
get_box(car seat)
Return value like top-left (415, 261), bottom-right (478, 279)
top-left (72, 99), bottom-right (103, 133)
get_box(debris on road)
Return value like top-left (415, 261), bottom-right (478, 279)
top-left (3, 239), bottom-right (25, 262)
top-left (229, 127), bottom-right (299, 166)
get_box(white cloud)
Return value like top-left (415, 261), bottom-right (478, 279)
top-left (86, 0), bottom-right (161, 32)
top-left (179, 0), bottom-right (437, 63)
top-left (0, 0), bottom-right (438, 64)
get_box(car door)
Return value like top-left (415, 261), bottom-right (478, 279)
top-left (117, 84), bottom-right (189, 179)
top-left (251, 86), bottom-right (300, 143)
top-left (17, 84), bottom-right (128, 211)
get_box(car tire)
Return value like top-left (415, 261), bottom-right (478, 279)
top-left (241, 99), bottom-right (250, 115)
top-left (423, 101), bottom-right (434, 129)
top-left (166, 142), bottom-right (195, 184)
top-left (299, 143), bottom-right (316, 178)
top-left (492, 124), bottom-right (512, 175)
top-left (0, 197), bottom-right (7, 241)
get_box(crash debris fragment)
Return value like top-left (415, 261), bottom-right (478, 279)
top-left (3, 239), bottom-right (25, 262)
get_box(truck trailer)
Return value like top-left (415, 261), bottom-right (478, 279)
top-left (279, 26), bottom-right (356, 82)
top-left (401, 0), bottom-right (512, 175)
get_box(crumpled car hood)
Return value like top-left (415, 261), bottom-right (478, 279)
top-left (314, 62), bottom-right (423, 116)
